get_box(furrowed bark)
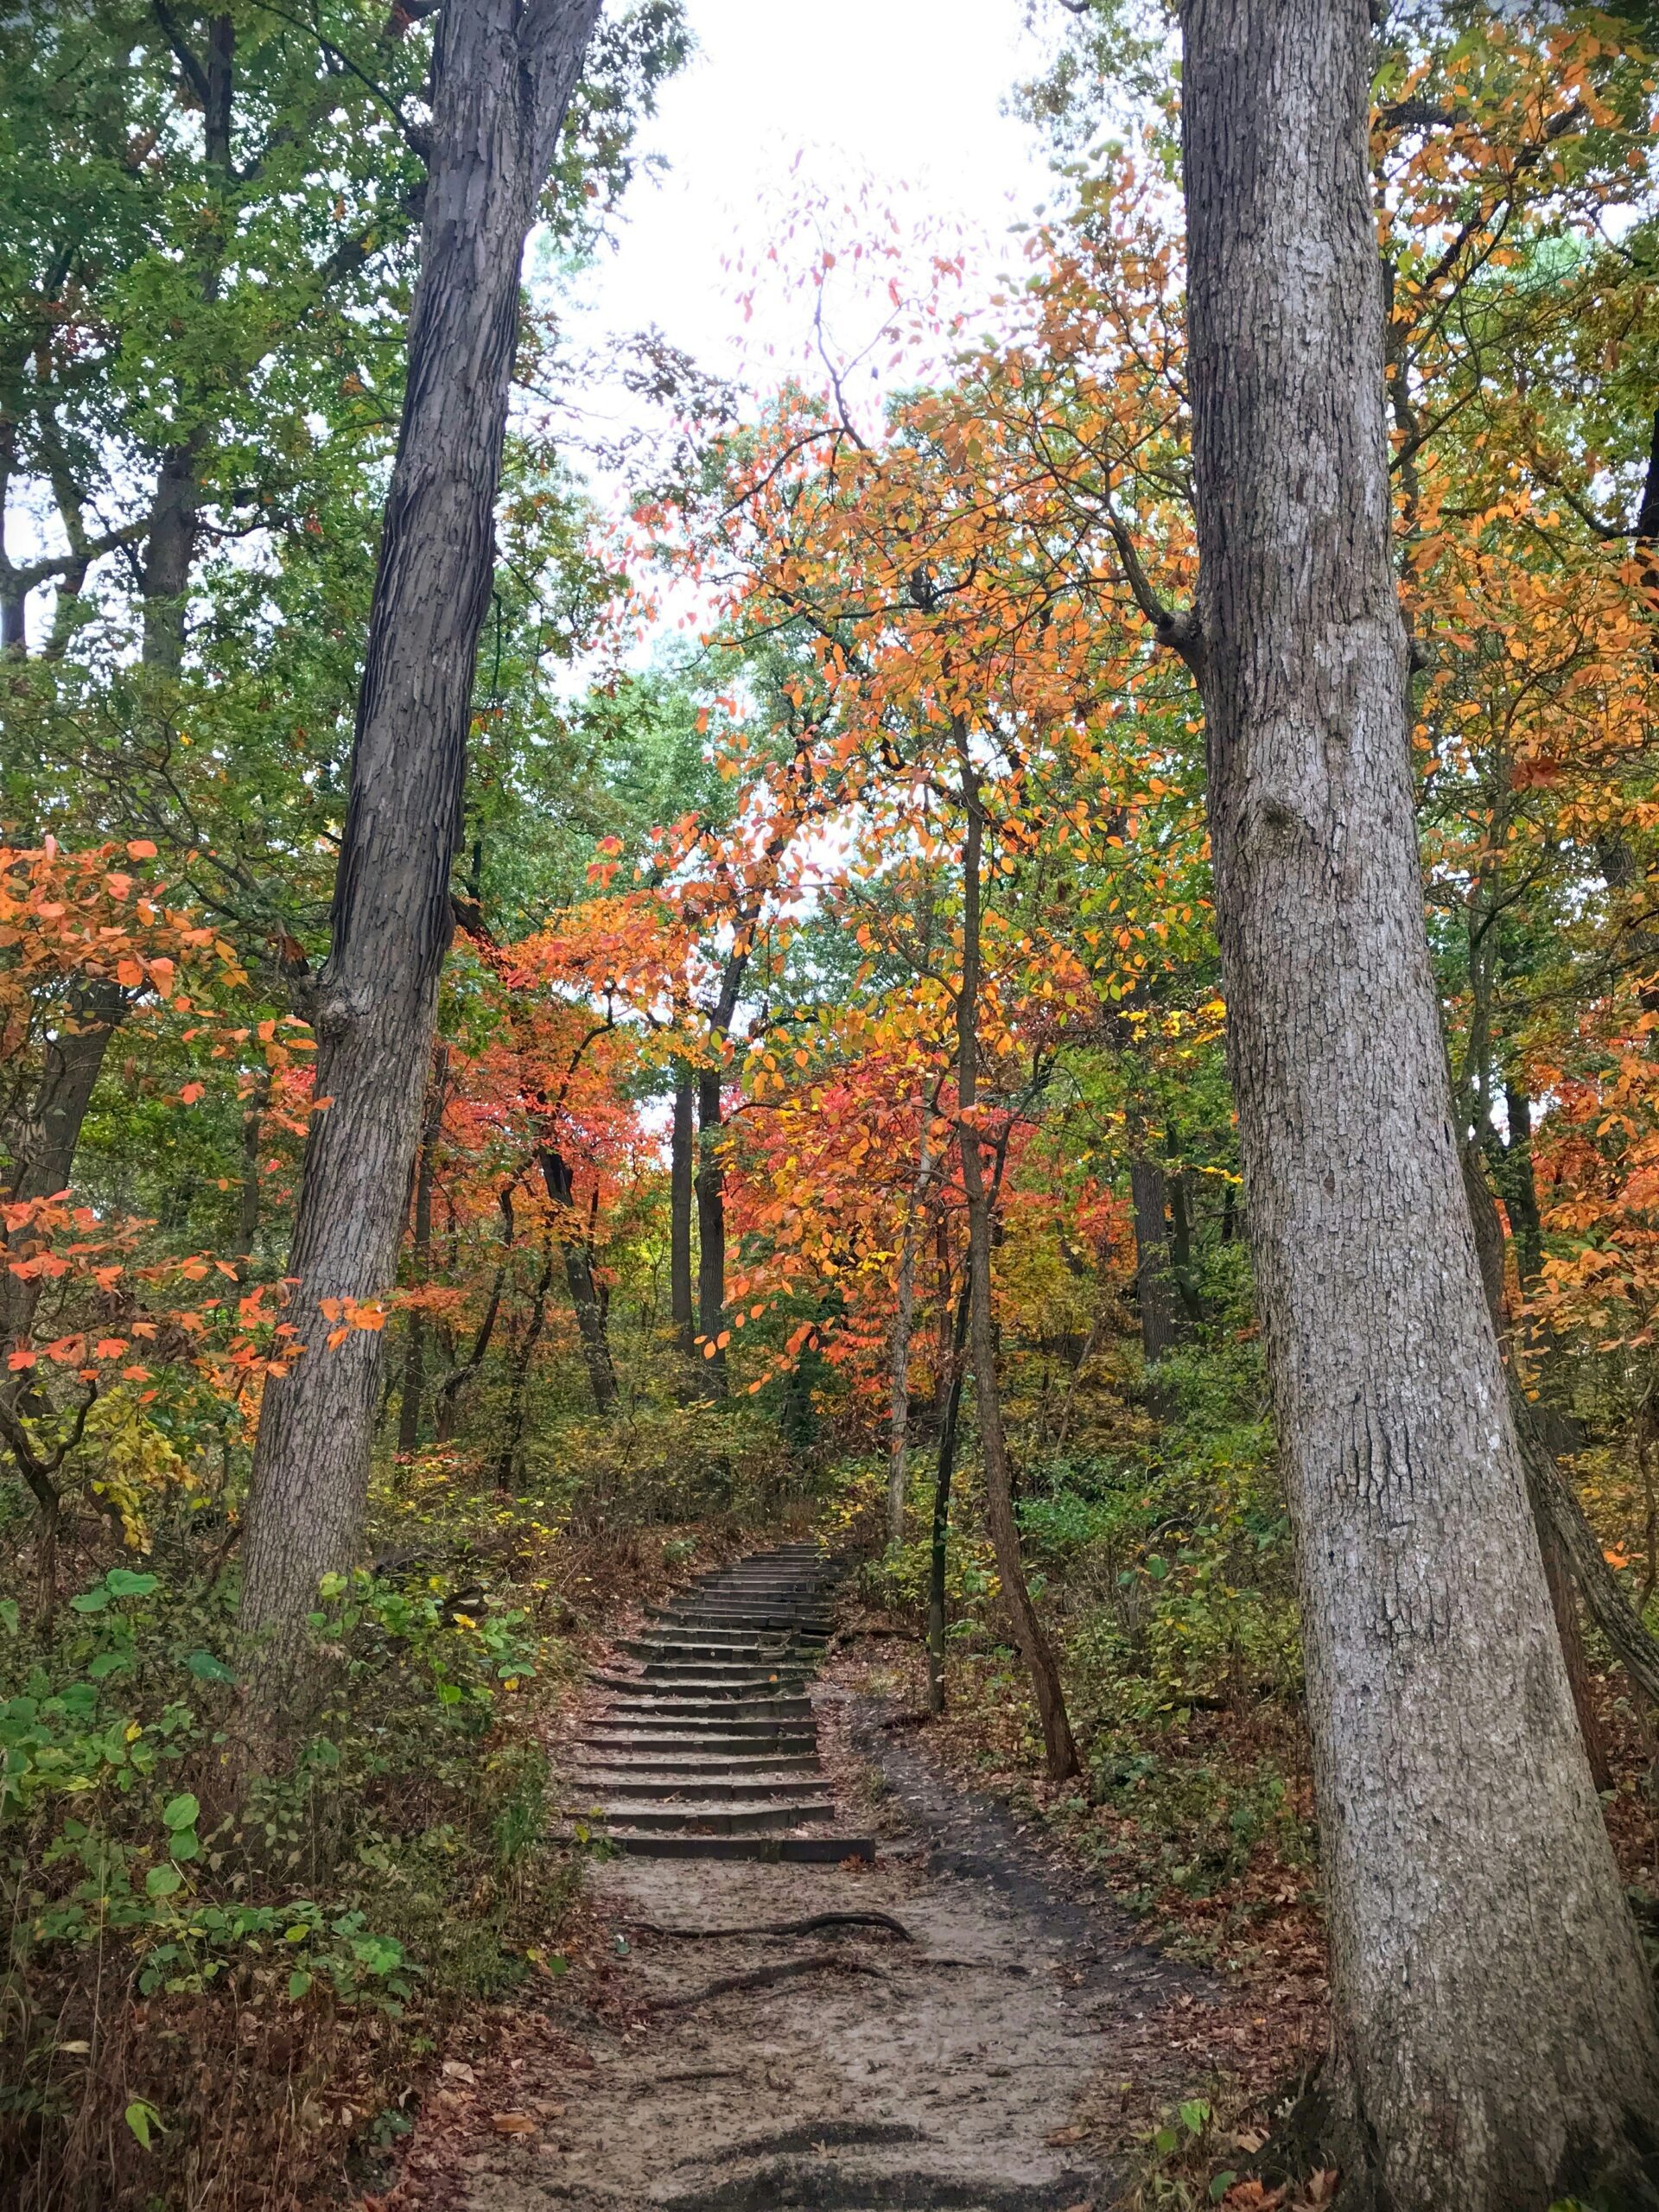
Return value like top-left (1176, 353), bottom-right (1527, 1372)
top-left (239, 0), bottom-right (603, 1673)
top-left (1179, 4), bottom-right (1659, 2202)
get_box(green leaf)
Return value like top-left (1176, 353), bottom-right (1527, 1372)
top-left (1180, 2100), bottom-right (1211, 2136)
top-left (88, 1651), bottom-right (132, 1679)
top-left (161, 1793), bottom-right (199, 1830)
top-left (183, 1649), bottom-right (236, 1683)
top-left (70, 1589), bottom-right (110, 1613)
top-left (0, 1599), bottom-right (19, 1634)
top-left (145, 1863), bottom-right (182, 1898)
top-left (168, 1828), bottom-right (200, 1863)
top-left (351, 1934), bottom-right (404, 1975)
top-left (287, 1970), bottom-right (312, 1999)
top-left (125, 2099), bottom-right (163, 2150)
top-left (284, 1925), bottom-right (313, 1942)
top-left (106, 1569), bottom-right (158, 1598)
top-left (1209, 2173), bottom-right (1237, 2202)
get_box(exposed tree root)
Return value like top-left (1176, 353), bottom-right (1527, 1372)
top-left (653, 1952), bottom-right (887, 2013)
top-left (632, 1910), bottom-right (913, 1944)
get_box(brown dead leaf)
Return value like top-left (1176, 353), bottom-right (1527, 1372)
top-left (442, 2060), bottom-right (476, 2084)
top-left (1223, 2185), bottom-right (1285, 2209)
top-left (491, 2112), bottom-right (537, 2135)
top-left (1045, 2124), bottom-right (1086, 2145)
top-left (1303, 2171), bottom-right (1340, 2207)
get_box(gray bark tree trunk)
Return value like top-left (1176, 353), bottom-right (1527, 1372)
top-left (1176, 4), bottom-right (1659, 2202)
top-left (239, 0), bottom-right (602, 1669)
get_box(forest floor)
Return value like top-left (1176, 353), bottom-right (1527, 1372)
top-left (363, 1620), bottom-right (1309, 2212)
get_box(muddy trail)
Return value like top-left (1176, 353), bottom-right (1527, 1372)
top-left (404, 1548), bottom-right (1217, 2212)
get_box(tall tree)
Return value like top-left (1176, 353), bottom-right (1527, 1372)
top-left (1160, 3), bottom-right (1659, 2202)
top-left (238, 0), bottom-right (603, 1669)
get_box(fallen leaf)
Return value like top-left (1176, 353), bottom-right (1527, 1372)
top-left (442, 2060), bottom-right (476, 2084)
top-left (1046, 2124), bottom-right (1086, 2145)
top-left (492, 2112), bottom-right (537, 2135)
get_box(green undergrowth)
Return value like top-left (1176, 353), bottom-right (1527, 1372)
top-left (0, 1492), bottom-right (582, 2211)
top-left (865, 1291), bottom-right (1322, 1971)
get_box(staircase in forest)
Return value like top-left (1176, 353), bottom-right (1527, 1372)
top-left (565, 1543), bottom-right (874, 1861)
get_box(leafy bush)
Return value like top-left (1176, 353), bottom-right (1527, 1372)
top-left (0, 1552), bottom-right (579, 2210)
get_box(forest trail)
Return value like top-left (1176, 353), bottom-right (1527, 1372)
top-left (429, 1554), bottom-right (1210, 2212)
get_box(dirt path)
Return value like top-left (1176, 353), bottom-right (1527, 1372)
top-left (436, 1681), bottom-right (1211, 2212)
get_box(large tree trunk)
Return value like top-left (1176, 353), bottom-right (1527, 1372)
top-left (1177, 4), bottom-right (1659, 2202)
top-left (239, 0), bottom-right (601, 1669)
top-left (954, 734), bottom-right (1078, 1783)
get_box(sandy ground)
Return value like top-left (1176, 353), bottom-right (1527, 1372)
top-left (435, 1684), bottom-right (1211, 2212)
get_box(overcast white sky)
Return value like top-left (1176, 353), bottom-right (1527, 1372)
top-left (557, 0), bottom-right (1059, 482)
